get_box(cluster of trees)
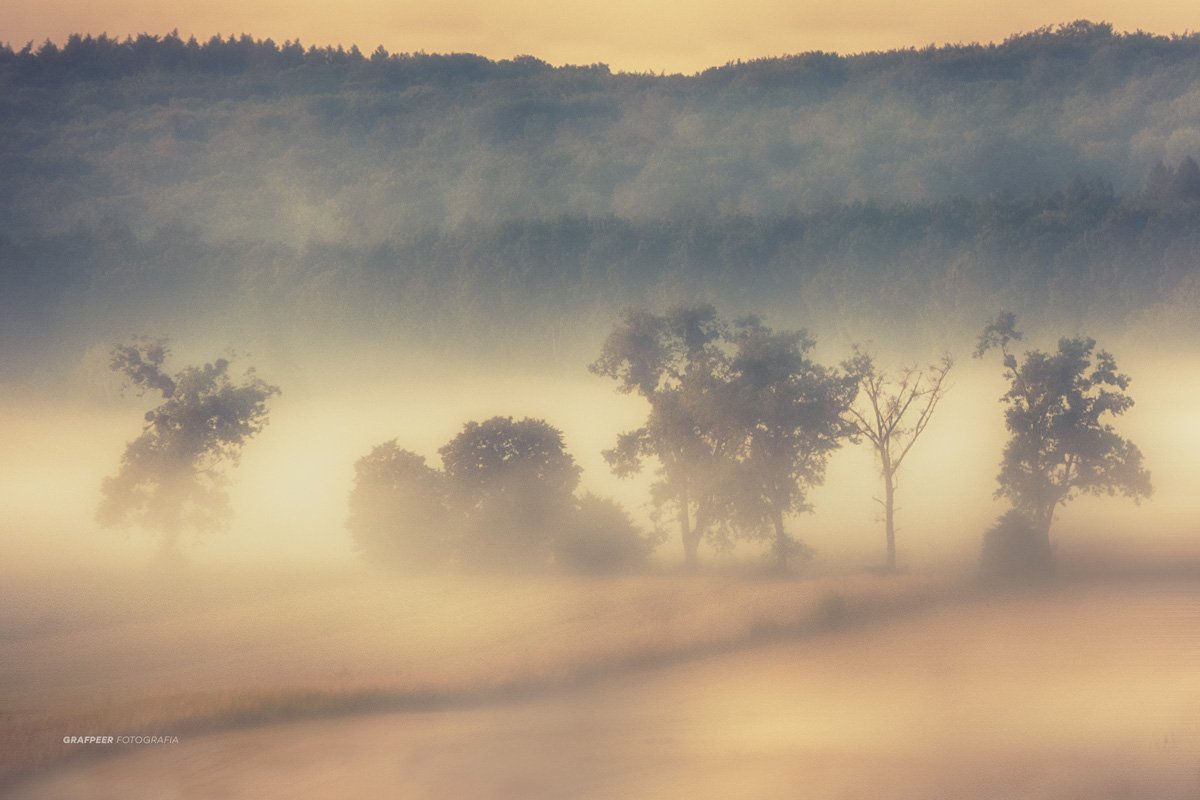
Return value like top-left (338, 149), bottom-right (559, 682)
top-left (697, 21), bottom-right (1198, 91)
top-left (588, 306), bottom-right (954, 572)
top-left (99, 308), bottom-right (1151, 579)
top-left (348, 417), bottom-right (653, 574)
top-left (343, 307), bottom-right (951, 574)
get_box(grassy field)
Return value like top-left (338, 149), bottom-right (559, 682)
top-left (7, 572), bottom-right (1200, 799)
top-left (0, 562), bottom-right (959, 790)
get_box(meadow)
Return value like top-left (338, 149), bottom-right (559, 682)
top-left (0, 561), bottom-right (957, 792)
top-left (4, 557), bottom-right (1198, 799)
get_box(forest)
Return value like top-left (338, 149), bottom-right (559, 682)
top-left (3, 21), bottom-right (1200, 375)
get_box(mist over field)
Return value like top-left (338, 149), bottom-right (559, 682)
top-left (2, 19), bottom-right (1200, 800)
top-left (3, 337), bottom-right (1199, 573)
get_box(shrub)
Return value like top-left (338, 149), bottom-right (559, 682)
top-left (554, 494), bottom-right (653, 575)
top-left (348, 442), bottom-right (452, 571)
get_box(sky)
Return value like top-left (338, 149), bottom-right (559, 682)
top-left (4, 0), bottom-right (1199, 73)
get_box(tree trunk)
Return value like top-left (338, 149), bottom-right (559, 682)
top-left (772, 506), bottom-right (788, 574)
top-left (1037, 503), bottom-right (1056, 563)
top-left (155, 477), bottom-right (188, 569)
top-left (884, 469), bottom-right (896, 572)
top-left (678, 486), bottom-right (698, 570)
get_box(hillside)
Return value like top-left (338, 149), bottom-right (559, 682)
top-left (3, 21), bottom-right (1200, 369)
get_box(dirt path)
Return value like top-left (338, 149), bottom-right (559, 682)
top-left (11, 584), bottom-right (1200, 799)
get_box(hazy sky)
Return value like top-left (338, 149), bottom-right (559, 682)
top-left (5, 0), bottom-right (1199, 73)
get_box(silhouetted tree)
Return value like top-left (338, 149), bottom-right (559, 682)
top-left (725, 319), bottom-right (858, 572)
top-left (347, 441), bottom-right (450, 570)
top-left (844, 347), bottom-right (953, 571)
top-left (439, 416), bottom-right (581, 569)
top-left (590, 306), bottom-right (735, 568)
top-left (98, 337), bottom-right (279, 563)
top-left (974, 313), bottom-right (1151, 559)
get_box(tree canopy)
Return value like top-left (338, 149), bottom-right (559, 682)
top-left (438, 416), bottom-right (581, 569)
top-left (439, 416), bottom-right (581, 505)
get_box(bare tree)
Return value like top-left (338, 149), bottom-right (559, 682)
top-left (844, 347), bottom-right (953, 571)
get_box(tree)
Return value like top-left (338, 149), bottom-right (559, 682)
top-left (725, 318), bottom-right (858, 572)
top-left (98, 337), bottom-right (279, 562)
top-left (438, 416), bottom-right (581, 569)
top-left (347, 441), bottom-right (450, 570)
top-left (974, 312), bottom-right (1151, 557)
top-left (590, 306), bottom-right (734, 568)
top-left (592, 307), bottom-right (855, 571)
top-left (843, 347), bottom-right (953, 571)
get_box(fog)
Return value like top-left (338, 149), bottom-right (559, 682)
top-left (4, 25), bottom-right (1200, 799)
top-left (3, 320), bottom-right (1197, 572)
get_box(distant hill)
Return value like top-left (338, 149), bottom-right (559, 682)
top-left (2, 21), bottom-right (1199, 366)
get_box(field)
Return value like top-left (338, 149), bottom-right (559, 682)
top-left (4, 552), bottom-right (1200, 799)
top-left (0, 562), bottom-right (957, 793)
top-left (3, 562), bottom-right (1198, 799)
